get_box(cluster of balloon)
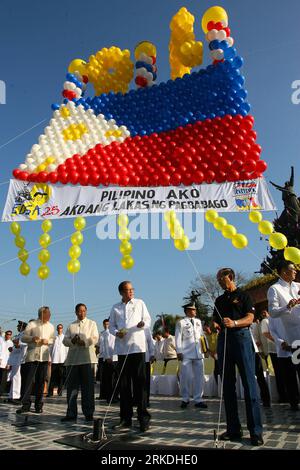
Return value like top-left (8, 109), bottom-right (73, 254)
top-left (10, 222), bottom-right (30, 277)
top-left (134, 41), bottom-right (157, 88)
top-left (84, 46), bottom-right (134, 95)
top-left (118, 214), bottom-right (134, 270)
top-left (37, 220), bottom-right (52, 280)
top-left (202, 6), bottom-right (235, 64)
top-left (164, 211), bottom-right (190, 251)
top-left (249, 211), bottom-right (300, 264)
top-left (68, 217), bottom-right (85, 274)
top-left (205, 209), bottom-right (248, 249)
top-left (169, 7), bottom-right (203, 79)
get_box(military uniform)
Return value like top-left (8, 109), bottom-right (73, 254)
top-left (175, 313), bottom-right (205, 406)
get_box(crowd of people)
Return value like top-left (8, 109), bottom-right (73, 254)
top-left (0, 263), bottom-right (299, 445)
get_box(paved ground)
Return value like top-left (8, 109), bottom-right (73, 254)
top-left (0, 392), bottom-right (300, 450)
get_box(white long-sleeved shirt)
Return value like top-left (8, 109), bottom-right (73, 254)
top-left (145, 328), bottom-right (155, 363)
top-left (63, 317), bottom-right (99, 365)
top-left (109, 298), bottom-right (151, 355)
top-left (268, 279), bottom-right (300, 344)
top-left (98, 329), bottom-right (118, 362)
top-left (7, 334), bottom-right (27, 367)
top-left (175, 317), bottom-right (204, 359)
top-left (268, 316), bottom-right (291, 358)
top-left (260, 318), bottom-right (277, 354)
top-left (50, 334), bottom-right (69, 364)
top-left (22, 320), bottom-right (55, 362)
top-left (0, 339), bottom-right (13, 368)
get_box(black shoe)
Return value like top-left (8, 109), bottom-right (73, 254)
top-left (85, 415), bottom-right (94, 422)
top-left (34, 408), bottom-right (43, 414)
top-left (195, 402), bottom-right (208, 409)
top-left (16, 406), bottom-right (30, 414)
top-left (250, 434), bottom-right (264, 446)
top-left (220, 430), bottom-right (243, 441)
top-left (61, 415), bottom-right (77, 423)
top-left (113, 420), bottom-right (132, 430)
top-left (139, 419), bottom-right (150, 432)
top-left (180, 401), bottom-right (189, 409)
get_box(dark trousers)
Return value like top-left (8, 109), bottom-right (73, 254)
top-left (145, 362), bottom-right (151, 406)
top-left (278, 357), bottom-right (299, 407)
top-left (118, 353), bottom-right (150, 423)
top-left (48, 363), bottom-right (65, 395)
top-left (269, 353), bottom-right (288, 402)
top-left (0, 368), bottom-right (9, 395)
top-left (213, 359), bottom-right (220, 384)
top-left (217, 329), bottom-right (263, 437)
top-left (102, 360), bottom-right (119, 402)
top-left (97, 358), bottom-right (105, 397)
top-left (20, 362), bottom-right (29, 400)
top-left (22, 361), bottom-right (48, 410)
top-left (255, 353), bottom-right (270, 405)
top-left (66, 364), bottom-right (95, 418)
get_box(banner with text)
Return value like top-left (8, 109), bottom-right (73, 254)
top-left (2, 178), bottom-right (276, 222)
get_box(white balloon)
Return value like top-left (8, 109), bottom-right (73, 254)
top-left (207, 29), bottom-right (218, 41)
top-left (211, 49), bottom-right (224, 60)
top-left (216, 30), bottom-right (227, 41)
top-left (226, 37), bottom-right (234, 47)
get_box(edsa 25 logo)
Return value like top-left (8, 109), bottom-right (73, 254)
top-left (0, 80), bottom-right (6, 104)
top-left (292, 340), bottom-right (300, 365)
top-left (291, 81), bottom-right (300, 105)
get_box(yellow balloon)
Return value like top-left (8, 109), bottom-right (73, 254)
top-left (10, 222), bottom-right (21, 235)
top-left (67, 259), bottom-right (81, 274)
top-left (19, 262), bottom-right (30, 276)
top-left (164, 210), bottom-right (177, 223)
top-left (69, 245), bottom-right (81, 259)
top-left (284, 247), bottom-right (300, 265)
top-left (37, 265), bottom-right (50, 280)
top-left (213, 217), bottom-right (227, 231)
top-left (117, 214), bottom-right (129, 227)
top-left (258, 220), bottom-right (274, 235)
top-left (222, 224), bottom-right (237, 239)
top-left (41, 220), bottom-right (52, 233)
top-left (15, 235), bottom-right (26, 249)
top-left (201, 6), bottom-right (228, 33)
top-left (18, 248), bottom-right (29, 262)
top-left (38, 249), bottom-right (50, 264)
top-left (269, 232), bottom-right (288, 250)
top-left (39, 233), bottom-right (51, 248)
top-left (120, 255), bottom-right (135, 270)
top-left (205, 210), bottom-right (218, 223)
top-left (118, 228), bottom-right (131, 241)
top-left (248, 211), bottom-right (263, 224)
top-left (174, 235), bottom-right (190, 251)
top-left (68, 59), bottom-right (87, 75)
top-left (119, 240), bottom-right (132, 256)
top-left (232, 234), bottom-right (248, 249)
top-left (71, 231), bottom-right (84, 245)
top-left (170, 226), bottom-right (184, 240)
top-left (74, 217), bottom-right (86, 231)
top-left (134, 41), bottom-right (156, 60)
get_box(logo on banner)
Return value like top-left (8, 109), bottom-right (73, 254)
top-left (11, 183), bottom-right (53, 220)
top-left (233, 181), bottom-right (261, 211)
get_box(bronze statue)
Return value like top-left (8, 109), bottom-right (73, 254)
top-left (270, 166), bottom-right (300, 224)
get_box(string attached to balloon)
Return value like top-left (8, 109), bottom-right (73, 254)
top-left (205, 209), bottom-right (248, 249)
top-left (117, 214), bottom-right (134, 270)
top-left (249, 210), bottom-right (300, 264)
top-left (164, 211), bottom-right (190, 251)
top-left (10, 222), bottom-right (31, 277)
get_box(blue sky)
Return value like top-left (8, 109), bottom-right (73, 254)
top-left (0, 0), bottom-right (300, 332)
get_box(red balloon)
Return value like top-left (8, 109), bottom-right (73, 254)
top-left (215, 171), bottom-right (226, 183)
top-left (12, 169), bottom-right (21, 179)
top-left (38, 172), bottom-right (48, 183)
top-left (205, 170), bottom-right (215, 184)
top-left (70, 171), bottom-right (79, 185)
top-left (193, 171), bottom-right (204, 184)
top-left (79, 173), bottom-right (89, 186)
top-left (244, 159), bottom-right (257, 172)
top-left (255, 160), bottom-right (268, 172)
top-left (170, 173), bottom-right (181, 186)
top-left (19, 171), bottom-right (29, 181)
top-left (58, 171), bottom-right (68, 184)
top-left (28, 173), bottom-right (37, 182)
top-left (90, 173), bottom-right (100, 186)
top-left (48, 172), bottom-right (58, 184)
